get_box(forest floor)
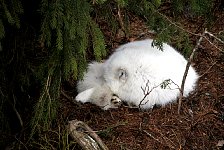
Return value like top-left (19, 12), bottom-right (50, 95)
top-left (60, 11), bottom-right (224, 150)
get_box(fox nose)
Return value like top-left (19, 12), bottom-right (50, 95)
top-left (111, 95), bottom-right (122, 107)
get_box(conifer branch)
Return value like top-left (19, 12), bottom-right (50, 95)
top-left (156, 11), bottom-right (224, 52)
top-left (155, 10), bottom-right (201, 37)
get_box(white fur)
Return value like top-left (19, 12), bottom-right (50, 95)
top-left (77, 62), bottom-right (105, 93)
top-left (76, 39), bottom-right (199, 110)
top-left (76, 62), bottom-right (122, 110)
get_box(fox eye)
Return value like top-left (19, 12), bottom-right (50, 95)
top-left (117, 68), bottom-right (128, 82)
top-left (119, 71), bottom-right (124, 79)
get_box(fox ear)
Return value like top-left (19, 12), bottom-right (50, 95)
top-left (75, 88), bottom-right (95, 103)
top-left (117, 68), bottom-right (128, 82)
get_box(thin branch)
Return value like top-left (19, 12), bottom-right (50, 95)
top-left (199, 61), bottom-right (217, 78)
top-left (143, 129), bottom-right (176, 149)
top-left (14, 136), bottom-right (29, 150)
top-left (12, 94), bottom-right (23, 127)
top-left (143, 130), bottom-right (163, 144)
top-left (117, 5), bottom-right (126, 35)
top-left (205, 30), bottom-right (224, 44)
top-left (203, 36), bottom-right (224, 52)
top-left (61, 90), bottom-right (72, 101)
top-left (155, 10), bottom-right (201, 37)
top-left (178, 29), bottom-right (206, 114)
top-left (139, 80), bottom-right (161, 109)
top-left (139, 79), bottom-right (180, 110)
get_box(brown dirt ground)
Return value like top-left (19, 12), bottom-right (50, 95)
top-left (60, 11), bottom-right (224, 150)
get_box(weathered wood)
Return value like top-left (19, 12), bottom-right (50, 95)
top-left (68, 120), bottom-right (109, 150)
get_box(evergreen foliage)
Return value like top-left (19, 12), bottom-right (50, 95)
top-left (172, 0), bottom-right (212, 14)
top-left (0, 0), bottom-right (23, 39)
top-left (0, 0), bottom-right (24, 148)
top-left (93, 1), bottom-right (120, 38)
top-left (31, 0), bottom-right (107, 136)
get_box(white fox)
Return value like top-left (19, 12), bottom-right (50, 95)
top-left (76, 39), bottom-right (199, 110)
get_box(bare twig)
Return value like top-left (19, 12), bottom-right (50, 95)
top-left (205, 30), bottom-right (224, 44)
top-left (92, 121), bottom-right (127, 134)
top-left (139, 79), bottom-right (181, 110)
top-left (178, 29), bottom-right (206, 114)
top-left (12, 94), bottom-right (23, 127)
top-left (117, 5), bottom-right (125, 34)
top-left (14, 136), bottom-right (29, 150)
top-left (143, 130), bottom-right (163, 144)
top-left (139, 80), bottom-right (161, 109)
top-left (199, 61), bottom-right (217, 78)
top-left (203, 36), bottom-right (224, 52)
top-left (61, 90), bottom-right (72, 101)
top-left (143, 129), bottom-right (176, 149)
top-left (61, 90), bottom-right (83, 107)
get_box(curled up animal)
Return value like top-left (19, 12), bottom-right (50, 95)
top-left (75, 39), bottom-right (199, 110)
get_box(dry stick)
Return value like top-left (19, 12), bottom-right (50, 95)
top-left (178, 29), bottom-right (206, 114)
top-left (68, 120), bottom-right (109, 150)
top-left (143, 130), bottom-right (163, 145)
top-left (199, 61), bottom-right (217, 78)
top-left (205, 30), bottom-right (224, 44)
top-left (203, 36), bottom-right (224, 52)
top-left (61, 90), bottom-right (72, 101)
top-left (117, 4), bottom-right (128, 39)
top-left (12, 94), bottom-right (23, 127)
top-left (117, 5), bottom-right (124, 32)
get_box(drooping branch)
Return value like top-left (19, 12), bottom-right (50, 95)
top-left (156, 11), bottom-right (224, 52)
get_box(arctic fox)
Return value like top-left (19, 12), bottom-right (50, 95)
top-left (76, 39), bottom-right (198, 110)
